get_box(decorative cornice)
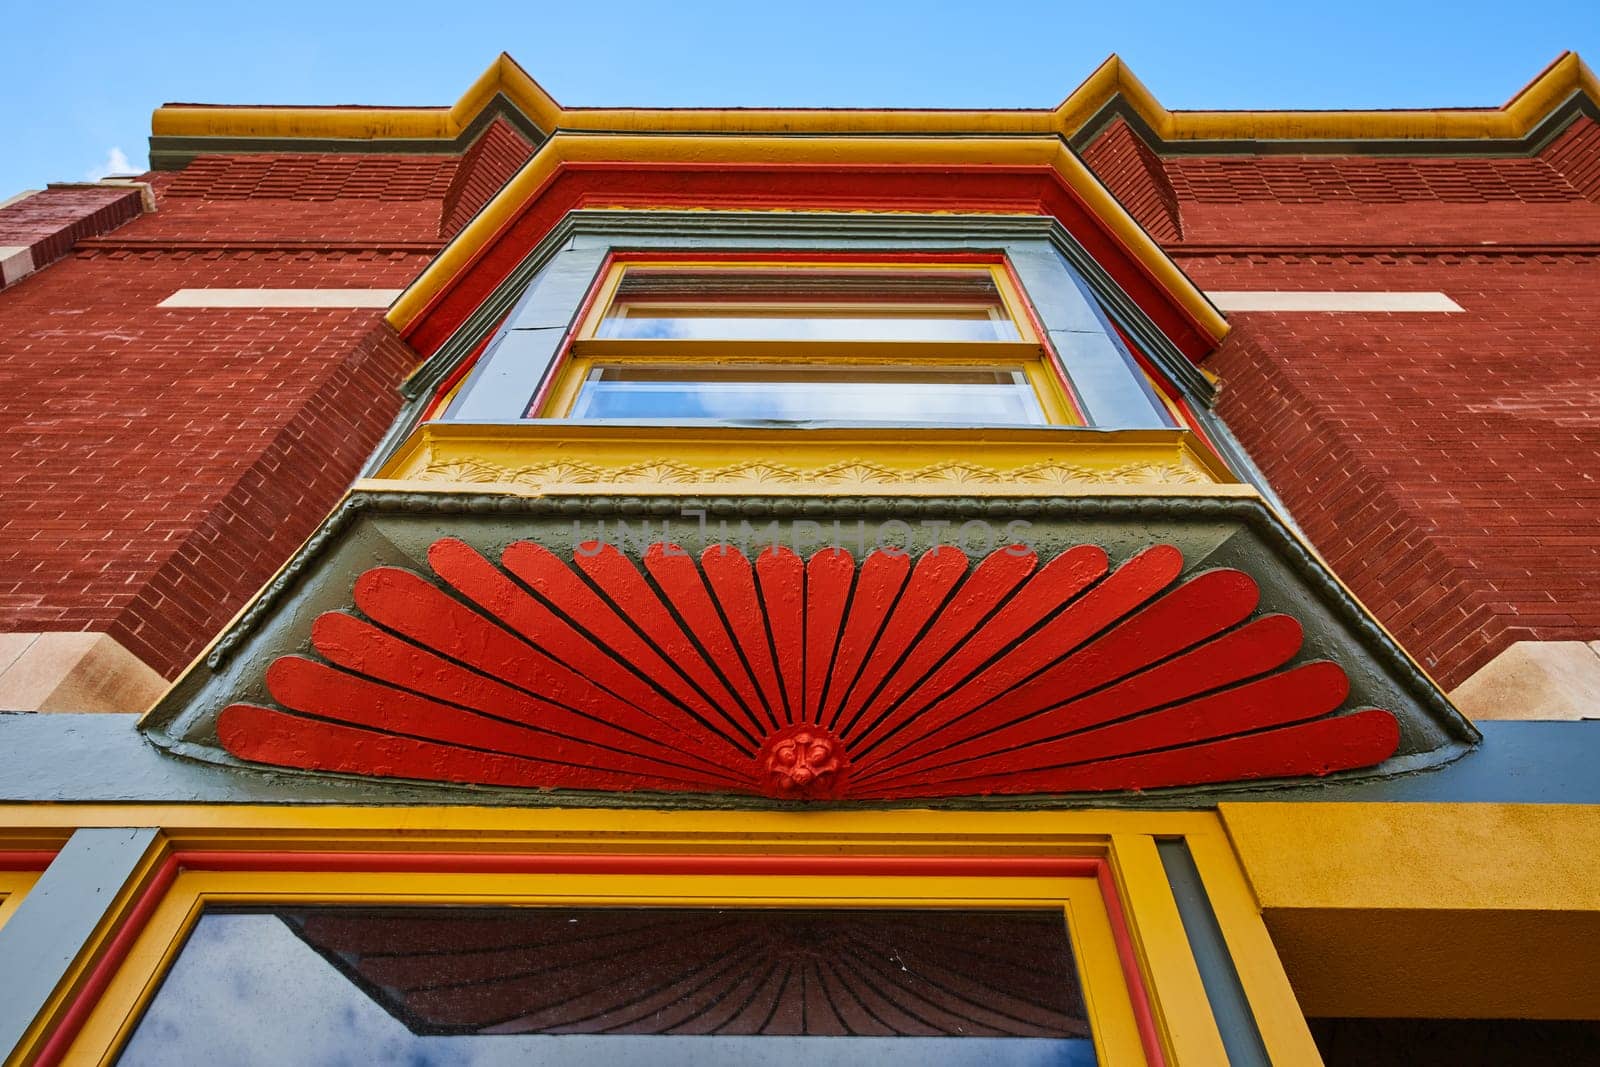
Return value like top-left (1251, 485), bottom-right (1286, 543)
top-left (150, 52), bottom-right (1599, 155)
top-left (407, 455), bottom-right (1218, 493)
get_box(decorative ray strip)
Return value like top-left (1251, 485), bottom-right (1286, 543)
top-left (219, 539), bottom-right (1401, 798)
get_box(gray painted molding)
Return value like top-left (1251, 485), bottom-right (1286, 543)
top-left (0, 828), bottom-right (161, 1058)
top-left (0, 717), bottom-right (1586, 807)
top-left (1158, 839), bottom-right (1272, 1067)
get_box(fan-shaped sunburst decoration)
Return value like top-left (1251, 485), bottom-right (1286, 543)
top-left (217, 538), bottom-right (1400, 798)
top-left (279, 906), bottom-right (1089, 1037)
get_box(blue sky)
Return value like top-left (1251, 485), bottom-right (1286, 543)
top-left (6, 0), bottom-right (1599, 195)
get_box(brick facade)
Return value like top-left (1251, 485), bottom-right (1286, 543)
top-left (1113, 121), bottom-right (1600, 688)
top-left (0, 175), bottom-right (426, 677)
top-left (3, 107), bottom-right (1598, 688)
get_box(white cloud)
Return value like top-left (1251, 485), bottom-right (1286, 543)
top-left (85, 146), bottom-right (139, 181)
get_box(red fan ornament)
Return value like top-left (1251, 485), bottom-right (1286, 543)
top-left (218, 538), bottom-right (1401, 799)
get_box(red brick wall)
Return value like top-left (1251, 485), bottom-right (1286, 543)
top-left (0, 185), bottom-right (145, 282)
top-left (1542, 115), bottom-right (1600, 201)
top-left (439, 119), bottom-right (537, 237)
top-left (1160, 147), bottom-right (1600, 687)
top-left (0, 166), bottom-right (431, 677)
top-left (1080, 119), bottom-right (1182, 242)
top-left (1079, 114), bottom-right (1600, 686)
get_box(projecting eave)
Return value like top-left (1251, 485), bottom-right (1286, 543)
top-left (147, 51), bottom-right (1600, 164)
top-left (381, 132), bottom-right (1230, 361)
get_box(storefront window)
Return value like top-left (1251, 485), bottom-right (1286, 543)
top-left (117, 906), bottom-right (1095, 1065)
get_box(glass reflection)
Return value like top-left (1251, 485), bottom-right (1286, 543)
top-left (569, 366), bottom-right (1046, 424)
top-left (597, 267), bottom-right (1023, 343)
top-left (118, 907), bottom-right (1097, 1066)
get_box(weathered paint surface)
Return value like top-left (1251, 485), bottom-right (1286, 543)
top-left (216, 538), bottom-right (1396, 798)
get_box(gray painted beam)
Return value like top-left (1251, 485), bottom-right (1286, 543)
top-left (1157, 838), bottom-right (1272, 1067)
top-left (444, 244), bottom-right (609, 421)
top-left (0, 715), bottom-right (1590, 807)
top-left (0, 827), bottom-right (161, 1060)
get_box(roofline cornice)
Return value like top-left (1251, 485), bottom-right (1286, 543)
top-left (149, 51), bottom-right (1600, 157)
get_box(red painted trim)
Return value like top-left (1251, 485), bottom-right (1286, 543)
top-left (170, 851), bottom-right (1105, 877)
top-left (402, 162), bottom-right (1218, 366)
top-left (1099, 861), bottom-right (1168, 1067)
top-left (36, 850), bottom-right (1162, 1066)
top-left (34, 855), bottom-right (180, 1067)
top-left (606, 249), bottom-right (1011, 265)
top-left (0, 850), bottom-right (56, 870)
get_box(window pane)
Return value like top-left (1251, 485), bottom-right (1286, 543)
top-left (596, 267), bottom-right (1023, 342)
top-left (118, 907), bottom-right (1095, 1066)
top-left (570, 365), bottom-right (1046, 424)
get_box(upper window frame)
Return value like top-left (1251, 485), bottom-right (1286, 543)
top-left (527, 252), bottom-right (1087, 426)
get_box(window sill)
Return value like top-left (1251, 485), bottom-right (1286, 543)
top-left (369, 422), bottom-right (1241, 498)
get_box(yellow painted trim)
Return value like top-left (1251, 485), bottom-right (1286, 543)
top-left (372, 423), bottom-right (1241, 497)
top-left (1184, 828), bottom-right (1324, 1064)
top-left (0, 808), bottom-right (1322, 1064)
top-left (0, 870), bottom-right (41, 933)
top-left (581, 259), bottom-right (1041, 343)
top-left (153, 51), bottom-right (1599, 148)
top-left (380, 133), bottom-right (1226, 347)
top-left (0, 803), bottom-right (1219, 839)
top-left (1108, 834), bottom-right (1229, 1064)
top-left (550, 258), bottom-right (1083, 423)
top-left (6, 832), bottom-right (170, 1067)
top-left (1219, 802), bottom-right (1600, 1020)
top-left (25, 807), bottom-right (1245, 1066)
top-left (68, 869), bottom-right (1141, 1066)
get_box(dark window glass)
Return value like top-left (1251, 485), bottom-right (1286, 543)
top-left (118, 907), bottom-right (1095, 1066)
